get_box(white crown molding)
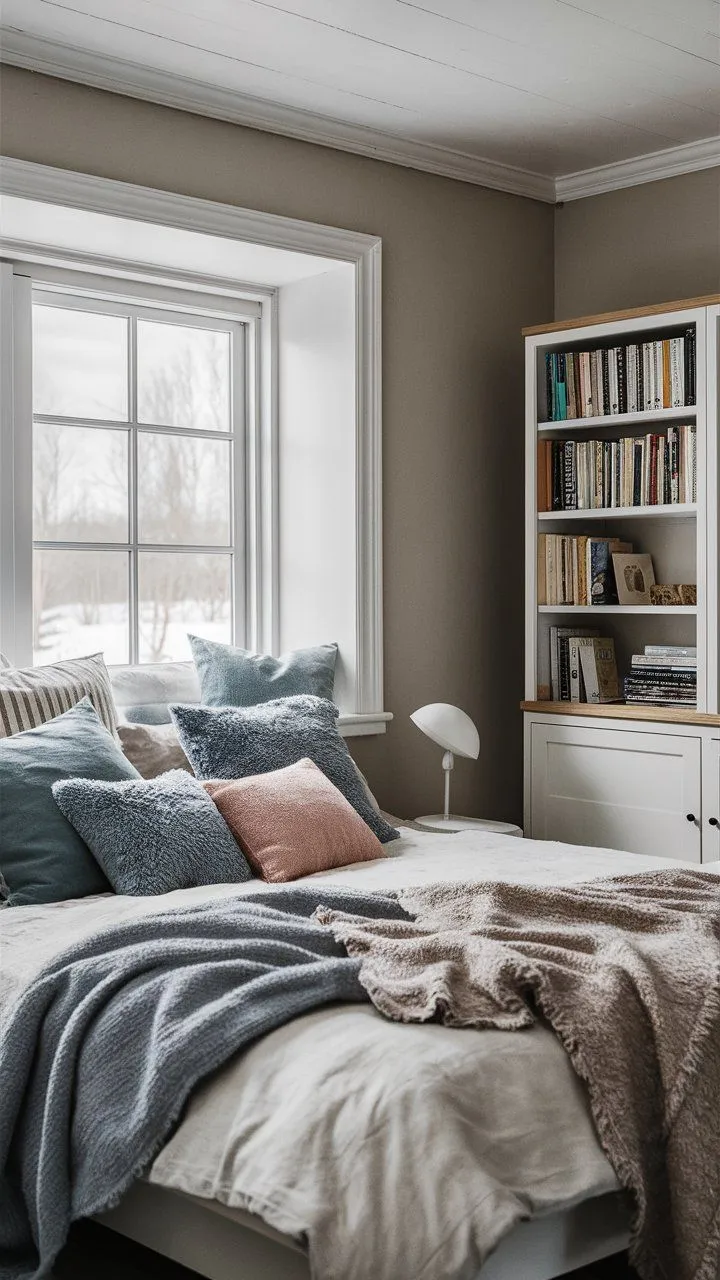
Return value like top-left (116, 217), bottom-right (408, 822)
top-left (0, 30), bottom-right (555, 203)
top-left (0, 156), bottom-right (381, 261)
top-left (556, 135), bottom-right (720, 202)
top-left (1, 30), bottom-right (717, 205)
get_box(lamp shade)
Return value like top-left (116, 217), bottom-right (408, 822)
top-left (410, 703), bottom-right (479, 759)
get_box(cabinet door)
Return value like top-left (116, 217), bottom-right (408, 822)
top-left (530, 723), bottom-right (702, 861)
top-left (702, 737), bottom-right (720, 864)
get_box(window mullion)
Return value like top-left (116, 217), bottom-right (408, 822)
top-left (129, 314), bottom-right (139, 666)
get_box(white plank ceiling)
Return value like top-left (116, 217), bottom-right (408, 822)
top-left (1, 0), bottom-right (719, 195)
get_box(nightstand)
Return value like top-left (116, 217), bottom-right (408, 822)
top-left (414, 816), bottom-right (523, 836)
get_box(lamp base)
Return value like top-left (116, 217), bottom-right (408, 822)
top-left (414, 815), bottom-right (523, 836)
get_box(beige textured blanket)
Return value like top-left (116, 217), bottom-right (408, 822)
top-left (317, 869), bottom-right (720, 1280)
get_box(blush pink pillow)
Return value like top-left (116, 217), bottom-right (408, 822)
top-left (203, 758), bottom-right (386, 882)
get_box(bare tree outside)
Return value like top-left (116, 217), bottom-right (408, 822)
top-left (32, 304), bottom-right (234, 665)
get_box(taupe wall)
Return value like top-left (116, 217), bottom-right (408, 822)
top-left (555, 169), bottom-right (720, 319)
top-left (0, 67), bottom-right (554, 822)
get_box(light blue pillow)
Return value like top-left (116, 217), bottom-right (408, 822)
top-left (0, 698), bottom-right (140, 907)
top-left (52, 770), bottom-right (253, 896)
top-left (189, 635), bottom-right (337, 708)
top-left (171, 695), bottom-right (399, 845)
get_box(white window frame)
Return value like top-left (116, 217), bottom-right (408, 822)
top-left (0, 157), bottom-right (388, 734)
top-left (29, 281), bottom-right (252, 667)
top-left (3, 267), bottom-right (265, 668)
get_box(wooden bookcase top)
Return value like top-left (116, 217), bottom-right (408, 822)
top-left (521, 701), bottom-right (720, 728)
top-left (522, 294), bottom-right (720, 338)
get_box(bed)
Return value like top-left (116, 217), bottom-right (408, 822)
top-left (8, 824), bottom-right (714, 1280)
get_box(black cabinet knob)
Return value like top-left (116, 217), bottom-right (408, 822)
top-left (709, 817), bottom-right (719, 828)
top-left (686, 813), bottom-right (696, 822)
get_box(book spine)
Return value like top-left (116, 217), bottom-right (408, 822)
top-left (662, 339), bottom-right (671, 408)
top-left (645, 644), bottom-right (697, 656)
top-left (633, 439), bottom-right (642, 506)
top-left (631, 657), bottom-right (697, 669)
top-left (581, 352), bottom-right (592, 417)
top-left (552, 442), bottom-right (562, 510)
top-left (642, 341), bottom-right (653, 411)
top-left (617, 345), bottom-right (626, 414)
top-left (567, 352), bottom-right (577, 420)
top-left (550, 626), bottom-right (560, 700)
top-left (650, 434), bottom-right (658, 505)
top-left (579, 644), bottom-right (600, 702)
top-left (546, 536), bottom-right (556, 606)
top-left (591, 350), bottom-right (602, 417)
top-left (653, 341), bottom-right (663, 410)
top-left (601, 349), bottom-right (610, 415)
top-left (608, 348), bottom-right (618, 415)
top-left (545, 352), bottom-right (554, 421)
top-left (537, 439), bottom-right (548, 512)
top-left (684, 328), bottom-right (696, 406)
top-left (557, 352), bottom-right (567, 420)
top-left (563, 439), bottom-right (576, 509)
top-left (559, 632), bottom-right (571, 700)
top-left (568, 637), bottom-right (582, 702)
top-left (669, 338), bottom-right (682, 407)
top-left (622, 345), bottom-right (632, 409)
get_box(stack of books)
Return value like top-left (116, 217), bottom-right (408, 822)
top-left (544, 331), bottom-right (695, 421)
top-left (550, 627), bottom-right (620, 703)
top-left (538, 534), bottom-right (631, 606)
top-left (623, 645), bottom-right (697, 708)
top-left (537, 425), bottom-right (696, 511)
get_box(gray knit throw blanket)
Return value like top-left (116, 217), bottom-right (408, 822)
top-left (0, 886), bottom-right (407, 1280)
top-left (318, 869), bottom-right (720, 1280)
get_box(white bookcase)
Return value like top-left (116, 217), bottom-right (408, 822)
top-left (522, 296), bottom-right (720, 864)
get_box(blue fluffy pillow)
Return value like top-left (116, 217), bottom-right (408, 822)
top-left (189, 635), bottom-right (337, 707)
top-left (0, 698), bottom-right (139, 907)
top-left (52, 769), bottom-right (254, 896)
top-left (171, 695), bottom-right (399, 845)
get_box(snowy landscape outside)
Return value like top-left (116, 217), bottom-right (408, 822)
top-left (32, 301), bottom-right (235, 666)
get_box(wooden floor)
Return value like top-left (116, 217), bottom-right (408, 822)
top-left (55, 1221), bottom-right (638, 1279)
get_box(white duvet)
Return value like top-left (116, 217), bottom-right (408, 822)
top-left (4, 829), bottom-right (712, 1280)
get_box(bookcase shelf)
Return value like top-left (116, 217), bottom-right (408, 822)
top-left (522, 296), bottom-right (720, 857)
top-left (525, 297), bottom-right (718, 719)
top-left (537, 406), bottom-right (697, 434)
top-left (537, 605), bottom-right (697, 615)
top-left (538, 504), bottom-right (696, 521)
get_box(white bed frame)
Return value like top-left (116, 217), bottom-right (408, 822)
top-left (98, 1182), bottom-right (630, 1280)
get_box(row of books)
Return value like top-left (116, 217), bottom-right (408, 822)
top-left (539, 535), bottom-right (632, 606)
top-left (537, 426), bottom-right (696, 512)
top-left (624, 646), bottom-right (697, 707)
top-left (544, 330), bottom-right (695, 421)
top-left (550, 634), bottom-right (697, 706)
top-left (550, 628), bottom-right (618, 702)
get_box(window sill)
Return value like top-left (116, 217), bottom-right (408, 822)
top-left (338, 711), bottom-right (393, 737)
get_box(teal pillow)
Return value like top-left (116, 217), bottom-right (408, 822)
top-left (189, 635), bottom-right (338, 708)
top-left (0, 698), bottom-right (140, 907)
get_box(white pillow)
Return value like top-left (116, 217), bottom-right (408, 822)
top-left (110, 661), bottom-right (201, 724)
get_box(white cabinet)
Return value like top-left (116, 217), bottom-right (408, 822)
top-left (527, 718), bottom-right (704, 862)
top-left (702, 735), bottom-right (720, 861)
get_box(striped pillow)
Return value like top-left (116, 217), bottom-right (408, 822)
top-left (0, 653), bottom-right (117, 738)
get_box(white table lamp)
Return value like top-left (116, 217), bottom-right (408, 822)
top-left (410, 703), bottom-right (480, 826)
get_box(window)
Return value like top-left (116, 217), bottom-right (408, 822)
top-left (0, 178), bottom-right (385, 731)
top-left (30, 288), bottom-right (246, 665)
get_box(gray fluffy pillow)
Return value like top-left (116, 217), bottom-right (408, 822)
top-left (52, 770), bottom-right (253, 895)
top-left (171, 695), bottom-right (399, 845)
